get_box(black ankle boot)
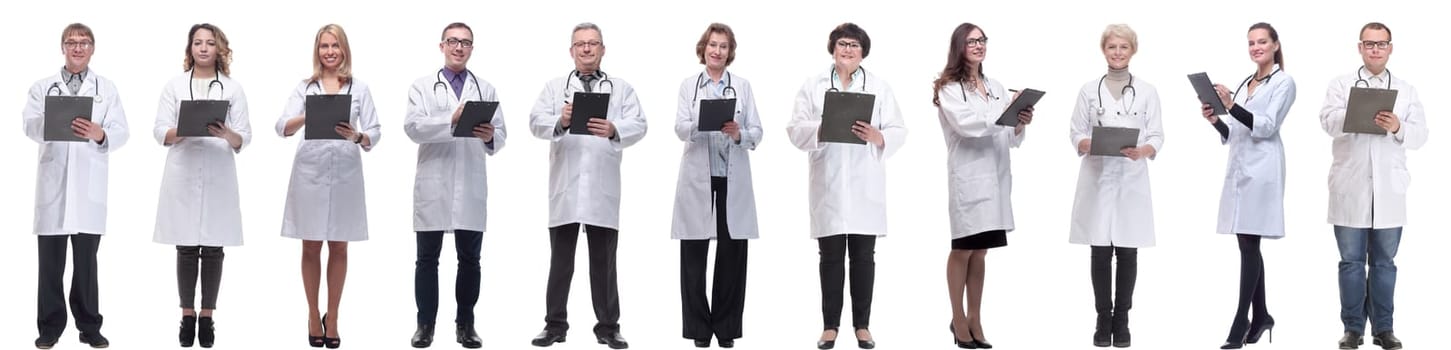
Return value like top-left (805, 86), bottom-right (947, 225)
top-left (1111, 312), bottom-right (1130, 348)
top-left (1092, 313), bottom-right (1111, 347)
top-left (180, 315), bottom-right (197, 347)
top-left (198, 317), bottom-right (216, 348)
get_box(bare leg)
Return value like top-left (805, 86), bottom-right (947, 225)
top-left (325, 241), bottom-right (349, 339)
top-left (966, 249), bottom-right (989, 342)
top-left (301, 241), bottom-right (323, 337)
top-left (947, 249), bottom-right (972, 341)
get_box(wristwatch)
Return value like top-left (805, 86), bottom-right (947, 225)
top-left (352, 134), bottom-right (362, 144)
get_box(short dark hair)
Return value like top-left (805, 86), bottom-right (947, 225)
top-left (1360, 22), bottom-right (1392, 41)
top-left (827, 22), bottom-right (870, 58)
top-left (695, 23), bottom-right (737, 66)
top-left (441, 22), bottom-right (473, 41)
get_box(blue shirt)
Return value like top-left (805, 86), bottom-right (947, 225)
top-left (442, 67), bottom-right (466, 99)
top-left (700, 72), bottom-right (733, 177)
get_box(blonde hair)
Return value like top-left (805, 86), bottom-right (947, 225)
top-left (309, 24), bottom-right (352, 85)
top-left (1100, 24), bottom-right (1138, 54)
top-left (183, 23), bottom-right (233, 76)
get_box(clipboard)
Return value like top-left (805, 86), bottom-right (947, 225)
top-left (178, 100), bottom-right (230, 137)
top-left (819, 91), bottom-right (876, 144)
top-left (568, 92), bottom-right (610, 135)
top-left (1188, 72), bottom-right (1228, 116)
top-left (995, 88), bottom-right (1044, 126)
top-left (304, 94), bottom-right (352, 140)
top-left (1089, 126), bottom-right (1141, 157)
top-left (453, 101), bottom-right (500, 137)
top-left (697, 98), bottom-right (737, 132)
top-left (1342, 87), bottom-right (1398, 135)
top-left (43, 95), bottom-right (94, 142)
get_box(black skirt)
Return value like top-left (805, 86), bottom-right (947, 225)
top-left (951, 230), bottom-right (1007, 250)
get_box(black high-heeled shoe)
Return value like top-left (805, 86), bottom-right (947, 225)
top-left (1220, 317), bottom-right (1249, 349)
top-left (817, 328), bottom-right (837, 350)
top-left (855, 328), bottom-right (876, 349)
top-left (179, 315), bottom-right (197, 347)
top-left (949, 323), bottom-right (978, 349)
top-left (1244, 315), bottom-right (1275, 344)
top-left (309, 313), bottom-right (325, 348)
top-left (968, 327), bottom-right (993, 349)
top-left (323, 313), bottom-right (341, 349)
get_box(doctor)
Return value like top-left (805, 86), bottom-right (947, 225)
top-left (527, 22), bottom-right (646, 350)
top-left (23, 23), bottom-right (129, 350)
top-left (276, 23), bottom-right (380, 349)
top-left (1199, 22), bottom-right (1296, 350)
top-left (1318, 22), bottom-right (1423, 350)
top-left (403, 22), bottom-right (503, 349)
top-left (153, 23), bottom-right (250, 349)
top-left (669, 22), bottom-right (762, 349)
top-left (788, 22), bottom-right (906, 350)
top-left (1066, 24), bottom-right (1163, 348)
top-left (931, 22), bottom-right (1031, 350)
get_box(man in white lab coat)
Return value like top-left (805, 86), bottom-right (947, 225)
top-left (403, 22), bottom-right (505, 349)
top-left (527, 22), bottom-right (646, 350)
top-left (21, 23), bottom-right (129, 349)
top-left (1319, 22), bottom-right (1425, 350)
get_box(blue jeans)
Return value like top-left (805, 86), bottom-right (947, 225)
top-left (1333, 225), bottom-right (1401, 335)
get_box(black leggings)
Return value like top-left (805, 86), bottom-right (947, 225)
top-left (177, 246), bottom-right (225, 310)
top-left (1090, 246), bottom-right (1137, 315)
top-left (818, 234), bottom-right (875, 330)
top-left (1232, 234), bottom-right (1269, 322)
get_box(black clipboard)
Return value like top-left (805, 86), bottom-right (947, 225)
top-left (1188, 72), bottom-right (1228, 116)
top-left (1342, 87), bottom-right (1398, 135)
top-left (304, 94), bottom-right (352, 140)
top-left (453, 101), bottom-right (500, 137)
top-left (568, 92), bottom-right (610, 135)
top-left (1088, 126), bottom-right (1141, 157)
top-left (178, 100), bottom-right (230, 137)
top-left (995, 88), bottom-right (1044, 126)
top-left (697, 98), bottom-right (736, 132)
top-left (819, 91), bottom-right (876, 144)
top-left (43, 95), bottom-right (93, 142)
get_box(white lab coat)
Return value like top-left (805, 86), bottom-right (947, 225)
top-left (276, 79), bottom-right (381, 242)
top-left (934, 78), bottom-right (1020, 239)
top-left (528, 72), bottom-right (647, 229)
top-left (404, 71), bottom-right (506, 233)
top-left (22, 71), bottom-right (130, 236)
top-left (1215, 65), bottom-right (1295, 238)
top-left (1066, 76), bottom-right (1164, 248)
top-left (670, 71), bottom-right (762, 240)
top-left (152, 71), bottom-right (252, 246)
top-left (787, 67), bottom-right (906, 239)
top-left (1318, 67), bottom-right (1427, 229)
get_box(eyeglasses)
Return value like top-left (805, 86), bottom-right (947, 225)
top-left (835, 40), bottom-right (861, 50)
top-left (1360, 40), bottom-right (1391, 50)
top-left (444, 38), bottom-right (474, 49)
top-left (966, 37), bottom-right (988, 47)
top-left (63, 41), bottom-right (93, 50)
top-left (572, 40), bottom-right (602, 48)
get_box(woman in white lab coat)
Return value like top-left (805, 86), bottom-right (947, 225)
top-left (932, 22), bottom-right (1033, 350)
top-left (151, 23), bottom-right (251, 349)
top-left (669, 23), bottom-right (762, 349)
top-left (787, 23), bottom-right (905, 350)
top-left (24, 23), bottom-right (130, 349)
top-left (1066, 24), bottom-right (1163, 349)
top-left (1199, 22), bottom-right (1296, 350)
top-left (276, 24), bottom-right (380, 349)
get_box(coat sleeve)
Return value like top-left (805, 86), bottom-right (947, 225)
top-left (153, 82), bottom-right (180, 146)
top-left (1240, 78), bottom-right (1296, 140)
top-left (1392, 85), bottom-right (1427, 149)
top-left (529, 81), bottom-right (565, 141)
top-left (1141, 88), bottom-right (1165, 159)
top-left (22, 82), bottom-right (46, 144)
top-left (404, 80), bottom-right (453, 144)
top-left (937, 83), bottom-right (1009, 139)
top-left (94, 79), bottom-right (129, 153)
top-left (1319, 78), bottom-right (1350, 139)
top-left (736, 79), bottom-right (763, 150)
top-left (276, 83), bottom-right (304, 137)
top-left (354, 85), bottom-right (382, 152)
top-left (674, 78), bottom-right (709, 143)
top-left (608, 82), bottom-right (647, 150)
top-left (869, 83), bottom-right (906, 161)
top-left (1068, 85), bottom-right (1093, 156)
top-left (481, 83), bottom-right (506, 155)
top-left (786, 79), bottom-right (823, 152)
top-left (227, 84), bottom-right (252, 153)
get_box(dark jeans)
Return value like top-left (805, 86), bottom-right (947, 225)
top-left (818, 234), bottom-right (875, 330)
top-left (544, 223), bottom-right (620, 335)
top-left (1090, 246), bottom-right (1137, 315)
top-left (177, 246), bottom-right (225, 309)
top-left (37, 234), bottom-right (103, 337)
top-left (681, 176), bottom-right (749, 341)
top-left (416, 230), bottom-right (484, 325)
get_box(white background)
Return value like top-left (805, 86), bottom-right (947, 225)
top-left (1, 0), bottom-right (1445, 349)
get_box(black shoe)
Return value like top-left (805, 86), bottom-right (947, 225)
top-left (531, 330), bottom-right (566, 347)
top-left (817, 340), bottom-right (836, 349)
top-left (79, 332), bottom-right (110, 349)
top-left (968, 327), bottom-right (993, 349)
top-left (1093, 313), bottom-right (1112, 347)
top-left (1111, 312), bottom-right (1131, 348)
top-left (322, 313), bottom-right (340, 349)
top-left (855, 328), bottom-right (876, 349)
top-left (693, 338), bottom-right (710, 348)
top-left (596, 331), bottom-right (629, 349)
top-left (1372, 331), bottom-right (1402, 350)
top-left (718, 338), bottom-right (735, 348)
top-left (180, 315), bottom-right (198, 347)
top-left (310, 314), bottom-right (326, 348)
top-left (950, 323), bottom-right (977, 349)
top-left (456, 324), bottom-right (482, 349)
top-left (411, 324), bottom-right (435, 348)
top-left (1244, 315), bottom-right (1274, 344)
top-left (35, 335), bottom-right (59, 349)
top-left (1339, 331), bottom-right (1363, 349)
top-left (198, 317), bottom-right (216, 348)
top-left (1220, 316), bottom-right (1248, 349)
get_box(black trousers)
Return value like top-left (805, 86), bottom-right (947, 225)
top-left (37, 234), bottom-right (102, 337)
top-left (177, 246), bottom-right (225, 310)
top-left (1090, 246), bottom-right (1137, 315)
top-left (681, 177), bottom-right (749, 341)
top-left (415, 230), bottom-right (484, 325)
top-left (545, 223), bottom-right (620, 335)
top-left (818, 234), bottom-right (875, 330)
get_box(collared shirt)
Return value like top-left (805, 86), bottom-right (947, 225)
top-left (442, 67), bottom-right (466, 99)
top-left (700, 71), bottom-right (733, 177)
top-left (830, 65), bottom-right (865, 92)
top-left (1359, 66), bottom-right (1390, 90)
top-left (62, 68), bottom-right (87, 95)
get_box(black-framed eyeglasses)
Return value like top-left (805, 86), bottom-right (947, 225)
top-left (835, 40), bottom-right (861, 50)
top-left (1360, 40), bottom-right (1391, 50)
top-left (966, 37), bottom-right (988, 47)
top-left (444, 38), bottom-right (474, 48)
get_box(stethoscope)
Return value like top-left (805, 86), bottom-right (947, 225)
top-left (827, 66), bottom-right (867, 92)
top-left (47, 70), bottom-right (103, 103)
top-left (564, 69), bottom-right (613, 98)
top-left (189, 66), bottom-right (224, 100)
top-left (305, 78), bottom-right (354, 96)
top-left (692, 71), bottom-right (737, 102)
top-left (1095, 73), bottom-right (1138, 116)
top-left (1354, 65), bottom-right (1392, 89)
top-left (956, 73), bottom-right (998, 102)
top-left (433, 68), bottom-right (485, 102)
top-left (1231, 67), bottom-right (1282, 101)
